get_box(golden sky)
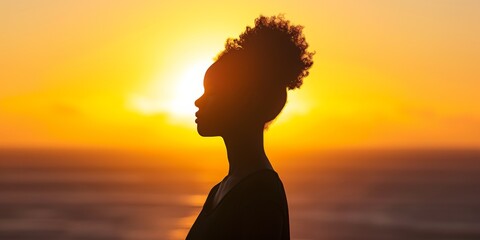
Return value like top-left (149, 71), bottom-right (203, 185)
top-left (1, 0), bottom-right (479, 151)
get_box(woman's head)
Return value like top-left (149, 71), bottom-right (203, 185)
top-left (195, 15), bottom-right (314, 137)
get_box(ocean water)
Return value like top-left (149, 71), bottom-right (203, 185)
top-left (1, 149), bottom-right (479, 240)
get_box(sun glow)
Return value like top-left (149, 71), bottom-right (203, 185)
top-left (130, 59), bottom-right (212, 122)
top-left (129, 55), bottom-right (312, 126)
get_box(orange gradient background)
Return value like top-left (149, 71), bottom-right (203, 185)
top-left (2, 2), bottom-right (480, 240)
top-left (1, 0), bottom-right (480, 153)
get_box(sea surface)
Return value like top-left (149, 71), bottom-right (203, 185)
top-left (1, 148), bottom-right (479, 240)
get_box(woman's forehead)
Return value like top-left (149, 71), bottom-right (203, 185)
top-left (204, 60), bottom-right (243, 89)
top-left (203, 51), bottom-right (264, 93)
top-left (203, 63), bottom-right (222, 89)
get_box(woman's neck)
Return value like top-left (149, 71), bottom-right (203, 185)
top-left (222, 127), bottom-right (273, 178)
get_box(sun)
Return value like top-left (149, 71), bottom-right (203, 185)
top-left (129, 58), bottom-right (213, 122)
top-left (167, 60), bottom-right (212, 117)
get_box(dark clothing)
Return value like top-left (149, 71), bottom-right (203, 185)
top-left (186, 169), bottom-right (290, 240)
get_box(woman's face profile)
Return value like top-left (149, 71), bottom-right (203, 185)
top-left (194, 60), bottom-right (250, 137)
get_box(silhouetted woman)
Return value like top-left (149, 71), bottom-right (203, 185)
top-left (186, 15), bottom-right (314, 240)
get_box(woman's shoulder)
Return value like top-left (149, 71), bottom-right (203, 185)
top-left (238, 169), bottom-right (289, 221)
top-left (240, 169), bottom-right (287, 200)
top-left (245, 169), bottom-right (282, 185)
top-left (204, 169), bottom-right (287, 210)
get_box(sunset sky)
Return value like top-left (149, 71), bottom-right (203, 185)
top-left (1, 0), bottom-right (479, 152)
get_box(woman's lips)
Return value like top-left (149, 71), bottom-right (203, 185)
top-left (195, 112), bottom-right (200, 123)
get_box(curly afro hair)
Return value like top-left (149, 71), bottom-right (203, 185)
top-left (216, 15), bottom-right (314, 90)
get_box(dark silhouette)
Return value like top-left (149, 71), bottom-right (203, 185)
top-left (186, 15), bottom-right (314, 240)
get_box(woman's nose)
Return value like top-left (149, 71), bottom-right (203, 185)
top-left (195, 95), bottom-right (203, 108)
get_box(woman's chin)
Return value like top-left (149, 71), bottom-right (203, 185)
top-left (196, 125), bottom-right (218, 137)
